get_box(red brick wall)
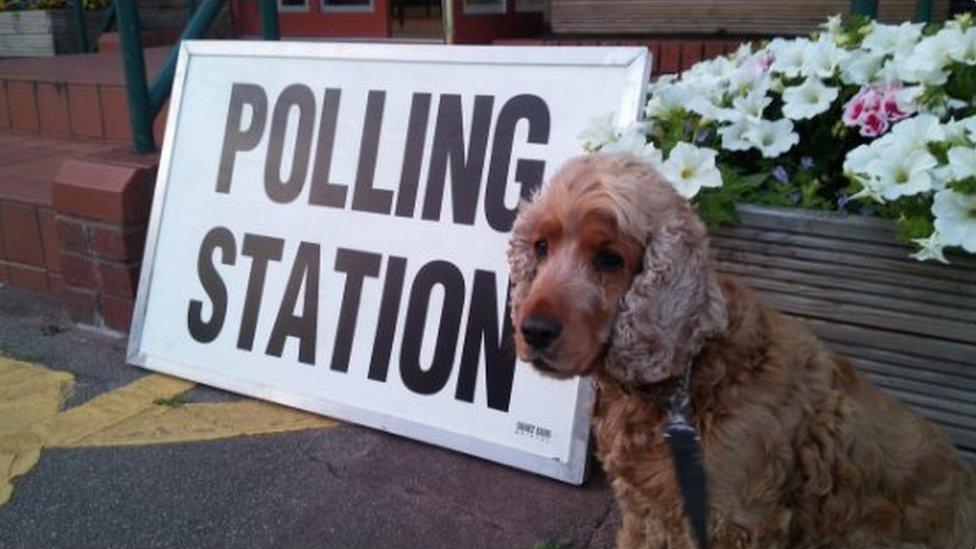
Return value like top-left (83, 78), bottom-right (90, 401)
top-left (493, 37), bottom-right (745, 75)
top-left (51, 151), bottom-right (158, 333)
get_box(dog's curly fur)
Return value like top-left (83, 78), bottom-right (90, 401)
top-left (507, 153), bottom-right (976, 548)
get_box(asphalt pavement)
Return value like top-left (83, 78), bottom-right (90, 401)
top-left (0, 287), bottom-right (619, 549)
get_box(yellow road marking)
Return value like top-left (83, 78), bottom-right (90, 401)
top-left (0, 357), bottom-right (339, 506)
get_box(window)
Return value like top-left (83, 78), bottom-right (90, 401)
top-left (321, 0), bottom-right (374, 12)
top-left (462, 0), bottom-right (505, 15)
top-left (278, 0), bottom-right (309, 11)
top-left (515, 0), bottom-right (545, 13)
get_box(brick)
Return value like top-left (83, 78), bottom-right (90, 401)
top-left (60, 252), bottom-right (97, 289)
top-left (101, 86), bottom-right (130, 143)
top-left (38, 208), bottom-right (60, 273)
top-left (0, 201), bottom-right (45, 267)
top-left (97, 260), bottom-right (140, 298)
top-left (37, 82), bottom-right (71, 137)
top-left (101, 294), bottom-right (133, 332)
top-left (68, 84), bottom-right (103, 139)
top-left (7, 81), bottom-right (39, 131)
top-left (703, 41), bottom-right (727, 60)
top-left (90, 224), bottom-right (146, 261)
top-left (56, 217), bottom-right (88, 254)
top-left (154, 102), bottom-right (168, 146)
top-left (645, 41), bottom-right (662, 75)
top-left (8, 262), bottom-right (49, 294)
top-left (659, 41), bottom-right (682, 75)
top-left (53, 157), bottom-right (156, 224)
top-left (63, 285), bottom-right (97, 324)
top-left (48, 273), bottom-right (65, 297)
top-left (0, 81), bottom-right (9, 129)
top-left (98, 32), bottom-right (120, 53)
top-left (680, 41), bottom-right (704, 72)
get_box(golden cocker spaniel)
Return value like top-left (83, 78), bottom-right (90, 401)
top-left (507, 153), bottom-right (975, 548)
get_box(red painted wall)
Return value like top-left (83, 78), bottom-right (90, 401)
top-left (231, 1), bottom-right (391, 39)
top-left (451, 0), bottom-right (543, 44)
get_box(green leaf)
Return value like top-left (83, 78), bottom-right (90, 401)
top-left (949, 177), bottom-right (976, 195)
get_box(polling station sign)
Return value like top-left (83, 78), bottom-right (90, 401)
top-left (128, 41), bottom-right (649, 484)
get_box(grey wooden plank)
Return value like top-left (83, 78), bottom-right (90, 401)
top-left (874, 385), bottom-right (974, 428)
top-left (0, 34), bottom-right (55, 57)
top-left (848, 356), bottom-right (976, 392)
top-left (801, 318), bottom-right (975, 364)
top-left (862, 371), bottom-right (974, 406)
top-left (713, 247), bottom-right (975, 296)
top-left (712, 237), bottom-right (976, 286)
top-left (826, 340), bottom-right (974, 379)
top-left (730, 271), bottom-right (976, 325)
top-left (733, 205), bottom-right (976, 269)
top-left (712, 226), bottom-right (914, 262)
top-left (716, 261), bottom-right (973, 313)
top-left (937, 424), bottom-right (976, 451)
top-left (752, 287), bottom-right (973, 343)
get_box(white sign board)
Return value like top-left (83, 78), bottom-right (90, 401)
top-left (128, 41), bottom-right (649, 484)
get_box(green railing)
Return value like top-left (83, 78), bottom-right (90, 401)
top-left (115, 0), bottom-right (281, 154)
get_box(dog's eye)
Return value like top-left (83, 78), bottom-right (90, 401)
top-left (534, 239), bottom-right (548, 259)
top-left (593, 249), bottom-right (624, 271)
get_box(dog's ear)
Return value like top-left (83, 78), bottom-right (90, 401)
top-left (506, 199), bottom-right (541, 319)
top-left (603, 207), bottom-right (728, 385)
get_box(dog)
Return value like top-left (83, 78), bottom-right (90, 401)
top-left (507, 153), bottom-right (975, 548)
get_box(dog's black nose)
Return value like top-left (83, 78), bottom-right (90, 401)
top-left (521, 316), bottom-right (562, 351)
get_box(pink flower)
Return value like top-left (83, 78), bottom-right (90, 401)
top-left (858, 111), bottom-right (890, 137)
top-left (880, 83), bottom-right (910, 122)
top-left (755, 51), bottom-right (775, 71)
top-left (842, 83), bottom-right (916, 138)
top-left (843, 87), bottom-right (874, 126)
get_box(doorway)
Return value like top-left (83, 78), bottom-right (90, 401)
top-left (390, 0), bottom-right (446, 40)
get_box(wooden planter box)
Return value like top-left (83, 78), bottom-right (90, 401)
top-left (711, 205), bottom-right (975, 464)
top-left (550, 0), bottom-right (951, 36)
top-left (0, 9), bottom-right (103, 58)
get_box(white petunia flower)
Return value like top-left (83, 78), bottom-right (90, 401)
top-left (932, 190), bottom-right (976, 253)
top-left (951, 27), bottom-right (976, 65)
top-left (659, 143), bottom-right (723, 198)
top-left (931, 165), bottom-right (955, 191)
top-left (802, 39), bottom-right (848, 79)
top-left (888, 114), bottom-right (946, 145)
top-left (861, 22), bottom-right (924, 57)
top-left (839, 50), bottom-right (885, 85)
top-left (645, 84), bottom-right (696, 118)
top-left (732, 87), bottom-right (772, 121)
top-left (943, 116), bottom-right (976, 146)
top-left (601, 130), bottom-right (663, 167)
top-left (947, 146), bottom-right (976, 182)
top-left (769, 38), bottom-right (813, 78)
top-left (731, 42), bottom-right (753, 61)
top-left (718, 118), bottom-right (756, 152)
top-left (900, 29), bottom-right (963, 85)
top-left (743, 118), bottom-right (799, 158)
top-left (865, 142), bottom-right (939, 200)
top-left (579, 113), bottom-right (617, 151)
top-left (821, 14), bottom-right (843, 38)
top-left (782, 78), bottom-right (839, 120)
top-left (911, 232), bottom-right (949, 263)
top-left (844, 144), bottom-right (881, 175)
top-left (850, 174), bottom-right (888, 203)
